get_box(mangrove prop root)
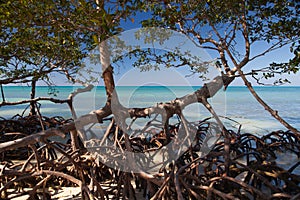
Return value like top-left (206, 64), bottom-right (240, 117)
top-left (0, 116), bottom-right (300, 199)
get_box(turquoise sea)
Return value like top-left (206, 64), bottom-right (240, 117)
top-left (1, 85), bottom-right (300, 135)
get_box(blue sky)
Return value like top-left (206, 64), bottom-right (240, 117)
top-left (115, 12), bottom-right (299, 86)
top-left (49, 11), bottom-right (299, 86)
top-left (107, 10), bottom-right (299, 86)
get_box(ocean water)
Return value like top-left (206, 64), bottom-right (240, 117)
top-left (1, 85), bottom-right (299, 134)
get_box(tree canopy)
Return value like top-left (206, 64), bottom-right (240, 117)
top-left (0, 0), bottom-right (133, 85)
top-left (140, 0), bottom-right (299, 79)
top-left (1, 0), bottom-right (298, 86)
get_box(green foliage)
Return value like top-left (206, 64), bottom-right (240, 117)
top-left (138, 0), bottom-right (299, 81)
top-left (247, 1), bottom-right (299, 42)
top-left (1, 0), bottom-right (298, 86)
top-left (1, 1), bottom-right (85, 84)
top-left (252, 42), bottom-right (300, 85)
top-left (114, 47), bottom-right (212, 81)
top-left (0, 0), bottom-right (134, 85)
top-left (109, 27), bottom-right (214, 80)
top-left (142, 0), bottom-right (299, 43)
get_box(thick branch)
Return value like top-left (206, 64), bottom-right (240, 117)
top-left (0, 128), bottom-right (66, 153)
top-left (117, 75), bottom-right (234, 120)
top-left (237, 13), bottom-right (250, 69)
top-left (0, 75), bottom-right (234, 153)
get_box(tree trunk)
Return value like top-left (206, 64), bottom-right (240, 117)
top-left (0, 84), bottom-right (5, 102)
top-left (68, 100), bottom-right (80, 151)
top-left (29, 79), bottom-right (37, 116)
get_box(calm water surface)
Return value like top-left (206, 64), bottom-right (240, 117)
top-left (1, 86), bottom-right (299, 134)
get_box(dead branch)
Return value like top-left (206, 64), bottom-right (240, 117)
top-left (0, 97), bottom-right (70, 107)
top-left (0, 128), bottom-right (65, 153)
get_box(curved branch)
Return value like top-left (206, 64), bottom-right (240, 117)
top-left (117, 75), bottom-right (234, 120)
top-left (36, 170), bottom-right (82, 186)
top-left (236, 67), bottom-right (300, 135)
top-left (0, 74), bottom-right (234, 153)
top-left (249, 40), bottom-right (295, 62)
top-left (0, 128), bottom-right (66, 153)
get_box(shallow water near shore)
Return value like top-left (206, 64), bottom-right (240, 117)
top-left (1, 85), bottom-right (299, 134)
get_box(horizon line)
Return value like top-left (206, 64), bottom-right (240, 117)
top-left (3, 85), bottom-right (300, 87)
